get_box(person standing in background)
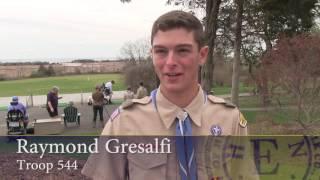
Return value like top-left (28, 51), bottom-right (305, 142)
top-left (46, 86), bottom-right (61, 118)
top-left (92, 84), bottom-right (104, 128)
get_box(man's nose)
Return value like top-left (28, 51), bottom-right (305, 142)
top-left (165, 51), bottom-right (177, 66)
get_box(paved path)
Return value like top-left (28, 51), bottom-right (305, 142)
top-left (0, 91), bottom-right (252, 107)
top-left (0, 91), bottom-right (126, 107)
top-left (0, 103), bottom-right (118, 136)
top-left (0, 91), bottom-right (125, 135)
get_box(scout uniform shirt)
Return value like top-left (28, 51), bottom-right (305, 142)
top-left (82, 86), bottom-right (258, 180)
top-left (102, 86), bottom-right (246, 136)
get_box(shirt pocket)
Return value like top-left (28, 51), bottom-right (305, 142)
top-left (128, 153), bottom-right (168, 180)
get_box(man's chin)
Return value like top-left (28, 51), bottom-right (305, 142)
top-left (161, 84), bottom-right (184, 94)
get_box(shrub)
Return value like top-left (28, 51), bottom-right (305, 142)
top-left (123, 60), bottom-right (158, 93)
top-left (213, 59), bottom-right (233, 87)
top-left (30, 64), bottom-right (56, 77)
top-left (0, 75), bottom-right (6, 81)
top-left (259, 34), bottom-right (320, 126)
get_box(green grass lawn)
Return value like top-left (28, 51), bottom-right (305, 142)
top-left (0, 75), bottom-right (256, 97)
top-left (212, 83), bottom-right (254, 95)
top-left (237, 95), bottom-right (298, 108)
top-left (241, 110), bottom-right (259, 123)
top-left (238, 94), bottom-right (320, 134)
top-left (0, 73), bottom-right (124, 97)
top-left (242, 110), bottom-right (296, 124)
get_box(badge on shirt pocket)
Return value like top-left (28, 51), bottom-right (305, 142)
top-left (210, 125), bottom-right (222, 136)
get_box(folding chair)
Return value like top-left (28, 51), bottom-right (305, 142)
top-left (62, 106), bottom-right (80, 127)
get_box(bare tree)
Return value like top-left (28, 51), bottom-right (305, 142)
top-left (231, 0), bottom-right (244, 106)
top-left (120, 38), bottom-right (150, 63)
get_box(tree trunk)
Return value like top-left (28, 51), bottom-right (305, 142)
top-left (201, 0), bottom-right (222, 93)
top-left (297, 94), bottom-right (308, 129)
top-left (259, 18), bottom-right (273, 106)
top-left (231, 0), bottom-right (244, 106)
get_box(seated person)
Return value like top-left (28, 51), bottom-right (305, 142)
top-left (87, 96), bottom-right (93, 105)
top-left (62, 101), bottom-right (80, 126)
top-left (123, 86), bottom-right (134, 101)
top-left (136, 81), bottom-right (148, 99)
top-left (104, 80), bottom-right (115, 104)
top-left (7, 96), bottom-right (29, 128)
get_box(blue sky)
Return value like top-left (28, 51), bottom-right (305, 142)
top-left (0, 0), bottom-right (185, 62)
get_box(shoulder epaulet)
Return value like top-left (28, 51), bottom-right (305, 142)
top-left (225, 102), bottom-right (237, 108)
top-left (207, 95), bottom-right (236, 108)
top-left (110, 96), bottom-right (151, 121)
top-left (132, 96), bottom-right (151, 104)
top-left (121, 100), bottom-right (134, 109)
top-left (121, 96), bottom-right (151, 109)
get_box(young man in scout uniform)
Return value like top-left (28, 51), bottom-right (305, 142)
top-left (82, 10), bottom-right (257, 180)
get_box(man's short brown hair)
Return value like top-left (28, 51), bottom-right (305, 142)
top-left (151, 10), bottom-right (205, 48)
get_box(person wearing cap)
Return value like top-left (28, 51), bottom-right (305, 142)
top-left (92, 84), bottom-right (105, 128)
top-left (135, 81), bottom-right (148, 99)
top-left (46, 86), bottom-right (61, 118)
top-left (82, 10), bottom-right (257, 180)
top-left (8, 96), bottom-right (29, 127)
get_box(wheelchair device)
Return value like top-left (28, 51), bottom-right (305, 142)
top-left (6, 109), bottom-right (27, 135)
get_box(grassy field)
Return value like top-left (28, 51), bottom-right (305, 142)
top-left (0, 73), bottom-right (124, 97)
top-left (242, 110), bottom-right (297, 124)
top-left (212, 83), bottom-right (254, 95)
top-left (0, 74), bottom-right (256, 97)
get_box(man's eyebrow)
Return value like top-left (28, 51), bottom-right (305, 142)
top-left (176, 44), bottom-right (193, 48)
top-left (152, 44), bottom-right (193, 49)
top-left (153, 45), bottom-right (166, 49)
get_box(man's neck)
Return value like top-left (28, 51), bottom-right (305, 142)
top-left (160, 85), bottom-right (199, 108)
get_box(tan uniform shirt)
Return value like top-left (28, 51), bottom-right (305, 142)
top-left (136, 86), bottom-right (148, 99)
top-left (82, 87), bottom-right (258, 180)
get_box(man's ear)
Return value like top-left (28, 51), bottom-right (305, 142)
top-left (149, 48), bottom-right (153, 56)
top-left (199, 45), bottom-right (209, 65)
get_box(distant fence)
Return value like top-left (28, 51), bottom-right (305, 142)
top-left (25, 92), bottom-right (88, 107)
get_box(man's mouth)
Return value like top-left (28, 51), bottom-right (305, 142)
top-left (165, 73), bottom-right (182, 77)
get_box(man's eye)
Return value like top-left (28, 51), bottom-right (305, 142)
top-left (177, 49), bottom-right (190, 54)
top-left (155, 49), bottom-right (167, 54)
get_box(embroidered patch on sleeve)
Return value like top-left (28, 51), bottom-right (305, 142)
top-left (239, 112), bottom-right (247, 128)
top-left (110, 108), bottom-right (120, 121)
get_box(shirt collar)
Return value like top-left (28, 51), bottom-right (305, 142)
top-left (156, 85), bottom-right (205, 129)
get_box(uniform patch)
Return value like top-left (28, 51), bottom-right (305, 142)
top-left (210, 125), bottom-right (222, 136)
top-left (110, 108), bottom-right (120, 121)
top-left (239, 113), bottom-right (247, 128)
